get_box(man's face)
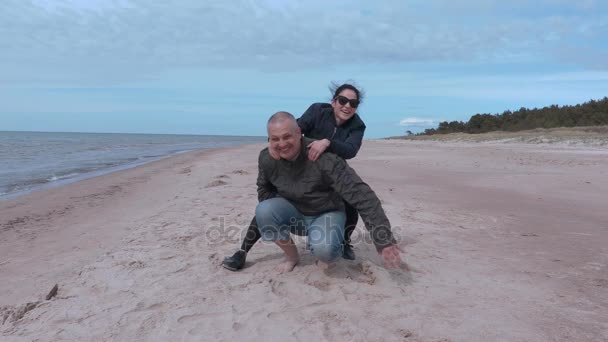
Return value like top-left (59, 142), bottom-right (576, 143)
top-left (268, 121), bottom-right (301, 160)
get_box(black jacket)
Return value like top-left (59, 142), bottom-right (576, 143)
top-left (257, 137), bottom-right (396, 252)
top-left (297, 103), bottom-right (366, 160)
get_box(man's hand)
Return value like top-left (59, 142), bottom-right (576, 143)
top-left (381, 244), bottom-right (404, 269)
top-left (307, 139), bottom-right (330, 161)
top-left (269, 144), bottom-right (281, 160)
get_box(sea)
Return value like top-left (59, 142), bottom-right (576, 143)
top-left (0, 131), bottom-right (266, 200)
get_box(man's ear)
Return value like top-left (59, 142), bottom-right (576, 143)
top-left (297, 127), bottom-right (302, 136)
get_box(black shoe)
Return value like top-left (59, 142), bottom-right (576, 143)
top-left (222, 250), bottom-right (247, 271)
top-left (342, 243), bottom-right (356, 260)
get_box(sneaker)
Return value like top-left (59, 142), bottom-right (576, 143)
top-left (222, 250), bottom-right (247, 271)
top-left (342, 243), bottom-right (356, 260)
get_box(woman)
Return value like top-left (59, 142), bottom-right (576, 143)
top-left (222, 83), bottom-right (366, 271)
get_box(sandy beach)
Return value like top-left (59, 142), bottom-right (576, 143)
top-left (1, 140), bottom-right (607, 341)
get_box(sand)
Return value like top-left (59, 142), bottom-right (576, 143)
top-left (1, 140), bottom-right (607, 341)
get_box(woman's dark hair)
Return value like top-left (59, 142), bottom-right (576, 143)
top-left (329, 81), bottom-right (365, 104)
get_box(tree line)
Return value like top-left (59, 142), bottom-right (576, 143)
top-left (420, 97), bottom-right (608, 135)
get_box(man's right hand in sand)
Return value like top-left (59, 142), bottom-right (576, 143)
top-left (381, 244), bottom-right (404, 269)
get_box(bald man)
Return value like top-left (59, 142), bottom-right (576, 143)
top-left (251, 111), bottom-right (403, 272)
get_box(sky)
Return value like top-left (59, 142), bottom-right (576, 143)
top-left (1, 0), bottom-right (607, 138)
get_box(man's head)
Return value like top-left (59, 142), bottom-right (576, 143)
top-left (267, 111), bottom-right (302, 161)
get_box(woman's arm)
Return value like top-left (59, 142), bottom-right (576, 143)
top-left (296, 103), bottom-right (319, 136)
top-left (327, 126), bottom-right (365, 159)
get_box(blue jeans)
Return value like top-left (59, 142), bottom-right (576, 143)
top-left (255, 198), bottom-right (345, 263)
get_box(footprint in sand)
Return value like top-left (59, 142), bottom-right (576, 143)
top-left (177, 312), bottom-right (228, 324)
top-left (398, 329), bottom-right (450, 341)
top-left (348, 262), bottom-right (377, 285)
top-left (269, 279), bottom-right (289, 297)
top-left (207, 252), bottom-right (221, 264)
top-left (303, 271), bottom-right (332, 291)
top-left (112, 260), bottom-right (146, 269)
top-left (178, 311), bottom-right (234, 336)
top-left (205, 180), bottom-right (228, 188)
top-left (171, 234), bottom-right (196, 246)
top-left (232, 169), bottom-right (249, 175)
top-left (129, 302), bottom-right (166, 313)
top-left (127, 260), bottom-right (145, 269)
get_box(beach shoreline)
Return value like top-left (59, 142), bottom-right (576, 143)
top-left (0, 131), bottom-right (267, 200)
top-left (0, 143), bottom-right (263, 303)
top-left (1, 140), bottom-right (607, 341)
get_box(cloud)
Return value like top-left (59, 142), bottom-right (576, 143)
top-left (399, 118), bottom-right (436, 125)
top-left (1, 0), bottom-right (607, 85)
top-left (399, 117), bottom-right (441, 131)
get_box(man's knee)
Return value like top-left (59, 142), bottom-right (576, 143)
top-left (310, 241), bottom-right (342, 263)
top-left (255, 199), bottom-right (275, 221)
top-left (255, 199), bottom-right (293, 241)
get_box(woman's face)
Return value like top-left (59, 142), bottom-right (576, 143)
top-left (331, 89), bottom-right (359, 125)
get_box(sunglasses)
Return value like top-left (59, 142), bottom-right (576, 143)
top-left (335, 95), bottom-right (360, 108)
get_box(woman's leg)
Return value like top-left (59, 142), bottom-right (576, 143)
top-left (342, 200), bottom-right (358, 260)
top-left (222, 216), bottom-right (261, 271)
top-left (240, 216), bottom-right (261, 253)
top-left (344, 201), bottom-right (359, 243)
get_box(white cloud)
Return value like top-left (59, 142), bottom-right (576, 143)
top-left (399, 117), bottom-right (440, 127)
top-left (1, 0), bottom-right (607, 85)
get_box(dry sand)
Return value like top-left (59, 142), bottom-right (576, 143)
top-left (1, 140), bottom-right (607, 341)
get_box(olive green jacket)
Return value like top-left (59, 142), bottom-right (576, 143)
top-left (257, 137), bottom-right (396, 252)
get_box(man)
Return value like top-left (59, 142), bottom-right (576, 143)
top-left (250, 111), bottom-right (402, 272)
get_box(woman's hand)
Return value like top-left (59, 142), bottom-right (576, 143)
top-left (307, 139), bottom-right (331, 161)
top-left (380, 244), bottom-right (404, 269)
